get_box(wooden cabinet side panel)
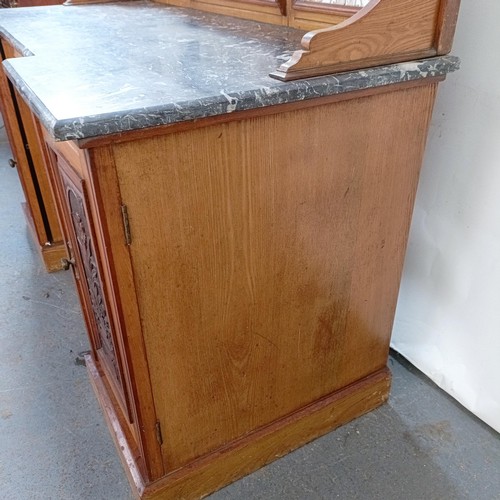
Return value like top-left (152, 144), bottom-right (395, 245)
top-left (335, 85), bottom-right (438, 387)
top-left (111, 82), bottom-right (437, 471)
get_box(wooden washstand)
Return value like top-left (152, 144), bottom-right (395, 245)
top-left (0, 0), bottom-right (460, 497)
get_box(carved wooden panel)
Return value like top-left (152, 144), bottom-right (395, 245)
top-left (57, 165), bottom-right (130, 419)
top-left (66, 187), bottom-right (122, 383)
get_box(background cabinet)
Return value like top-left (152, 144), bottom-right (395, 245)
top-left (1, 1), bottom-right (63, 7)
top-left (0, 40), bottom-right (66, 271)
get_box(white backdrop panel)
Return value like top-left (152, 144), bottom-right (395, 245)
top-left (392, 0), bottom-right (500, 433)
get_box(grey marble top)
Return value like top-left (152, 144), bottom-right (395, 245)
top-left (0, 1), bottom-right (459, 141)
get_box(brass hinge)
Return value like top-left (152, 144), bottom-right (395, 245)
top-left (121, 204), bottom-right (132, 245)
top-left (155, 420), bottom-right (163, 446)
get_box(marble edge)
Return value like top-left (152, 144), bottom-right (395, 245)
top-left (0, 28), bottom-right (34, 57)
top-left (4, 55), bottom-right (460, 142)
top-left (2, 59), bottom-right (58, 133)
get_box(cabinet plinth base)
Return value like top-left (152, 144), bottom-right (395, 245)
top-left (39, 241), bottom-right (67, 272)
top-left (85, 354), bottom-right (147, 497)
top-left (86, 350), bottom-right (390, 500)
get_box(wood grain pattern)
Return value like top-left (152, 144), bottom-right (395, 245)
top-left (435, 0), bottom-right (461, 54)
top-left (154, 0), bottom-right (353, 28)
top-left (272, 0), bottom-right (457, 80)
top-left (154, 0), bottom-right (286, 25)
top-left (47, 137), bottom-right (88, 179)
top-left (112, 82), bottom-right (437, 472)
top-left (334, 83), bottom-right (438, 386)
top-left (144, 368), bottom-right (390, 499)
top-left (290, 0), bottom-right (356, 30)
top-left (86, 145), bottom-right (165, 481)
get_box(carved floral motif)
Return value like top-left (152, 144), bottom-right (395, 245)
top-left (67, 187), bottom-right (122, 385)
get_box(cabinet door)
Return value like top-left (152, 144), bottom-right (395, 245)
top-left (56, 155), bottom-right (132, 421)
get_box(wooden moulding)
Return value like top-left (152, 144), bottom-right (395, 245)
top-left (271, 0), bottom-right (461, 81)
top-left (154, 0), bottom-right (286, 26)
top-left (85, 354), bottom-right (147, 497)
top-left (63, 0), bottom-right (116, 5)
top-left (87, 349), bottom-right (390, 499)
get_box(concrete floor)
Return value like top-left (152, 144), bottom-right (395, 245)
top-left (0, 128), bottom-right (499, 500)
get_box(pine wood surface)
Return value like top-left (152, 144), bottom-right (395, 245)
top-left (289, 9), bottom-right (351, 30)
top-left (154, 0), bottom-right (356, 28)
top-left (47, 136), bottom-right (88, 179)
top-left (435, 0), bottom-right (461, 53)
top-left (145, 368), bottom-right (390, 499)
top-left (86, 145), bottom-right (166, 481)
top-left (154, 0), bottom-right (287, 26)
top-left (272, 0), bottom-right (460, 80)
top-left (110, 82), bottom-right (437, 473)
top-left (86, 351), bottom-right (389, 500)
top-left (289, 0), bottom-right (355, 30)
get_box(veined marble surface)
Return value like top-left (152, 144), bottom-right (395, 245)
top-left (0, 1), bottom-right (459, 141)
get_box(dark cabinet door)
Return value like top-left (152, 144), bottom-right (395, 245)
top-left (56, 155), bottom-right (132, 422)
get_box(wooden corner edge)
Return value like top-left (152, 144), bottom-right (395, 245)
top-left (85, 353), bottom-right (147, 499)
top-left (143, 368), bottom-right (391, 499)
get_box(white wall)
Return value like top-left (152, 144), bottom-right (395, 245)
top-left (392, 0), bottom-right (500, 433)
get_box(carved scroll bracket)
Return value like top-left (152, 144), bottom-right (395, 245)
top-left (270, 0), bottom-right (460, 81)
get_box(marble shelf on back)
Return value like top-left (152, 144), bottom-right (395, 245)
top-left (0, 0), bottom-right (460, 141)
